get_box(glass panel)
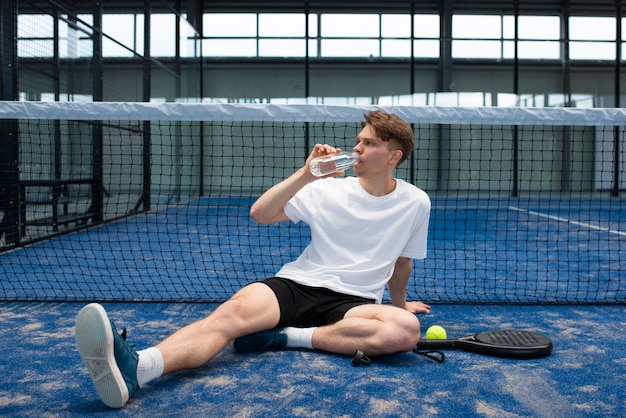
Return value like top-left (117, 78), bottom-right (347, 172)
top-left (413, 39), bottom-right (439, 58)
top-left (570, 17), bottom-right (615, 41)
top-left (414, 14), bottom-right (439, 38)
top-left (570, 41), bottom-right (615, 60)
top-left (259, 14), bottom-right (305, 37)
top-left (321, 39), bottom-right (379, 57)
top-left (103, 14), bottom-right (137, 57)
top-left (204, 13), bottom-right (257, 37)
top-left (308, 39), bottom-right (318, 56)
top-left (382, 39), bottom-right (410, 57)
top-left (308, 14), bottom-right (318, 37)
top-left (18, 14), bottom-right (53, 37)
top-left (453, 15), bottom-right (501, 39)
top-left (151, 14), bottom-right (176, 57)
top-left (179, 14), bottom-right (198, 58)
top-left (18, 14), bottom-right (54, 58)
top-left (17, 40), bottom-right (53, 58)
top-left (518, 16), bottom-right (560, 40)
top-left (503, 40), bottom-right (514, 58)
top-left (259, 39), bottom-right (306, 57)
top-left (518, 41), bottom-right (560, 59)
top-left (76, 15), bottom-right (94, 58)
top-left (502, 16), bottom-right (515, 39)
top-left (321, 14), bottom-right (379, 37)
top-left (203, 39), bottom-right (257, 57)
top-left (452, 40), bottom-right (501, 58)
top-left (381, 14), bottom-right (410, 37)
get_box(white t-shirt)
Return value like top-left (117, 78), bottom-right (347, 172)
top-left (277, 177), bottom-right (430, 303)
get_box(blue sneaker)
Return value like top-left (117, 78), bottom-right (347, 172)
top-left (232, 328), bottom-right (288, 352)
top-left (75, 303), bottom-right (139, 408)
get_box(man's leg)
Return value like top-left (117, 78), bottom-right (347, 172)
top-left (156, 282), bottom-right (281, 373)
top-left (311, 304), bottom-right (421, 356)
top-left (76, 282), bottom-right (281, 408)
top-left (233, 303), bottom-right (421, 357)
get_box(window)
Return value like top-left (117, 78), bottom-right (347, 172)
top-left (102, 14), bottom-right (141, 57)
top-left (203, 13), bottom-right (317, 57)
top-left (203, 13), bottom-right (256, 56)
top-left (570, 17), bottom-right (615, 60)
top-left (321, 14), bottom-right (379, 57)
top-left (16, 11), bottom-right (625, 61)
top-left (17, 14), bottom-right (54, 57)
top-left (452, 15), bottom-right (501, 59)
top-left (259, 13), bottom-right (310, 57)
top-left (198, 12), bottom-right (439, 58)
top-left (453, 14), bottom-right (560, 59)
top-left (381, 14), bottom-right (411, 57)
top-left (414, 14), bottom-right (440, 58)
top-left (516, 16), bottom-right (560, 59)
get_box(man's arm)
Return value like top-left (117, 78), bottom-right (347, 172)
top-left (249, 167), bottom-right (312, 224)
top-left (388, 257), bottom-right (431, 314)
top-left (387, 257), bottom-right (412, 308)
top-left (249, 144), bottom-right (342, 224)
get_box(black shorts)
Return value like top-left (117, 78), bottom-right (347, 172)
top-left (262, 277), bottom-right (375, 328)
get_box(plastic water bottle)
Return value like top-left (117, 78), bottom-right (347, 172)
top-left (309, 152), bottom-right (359, 177)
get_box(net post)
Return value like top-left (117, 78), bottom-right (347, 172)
top-left (437, 125), bottom-right (451, 191)
top-left (91, 121), bottom-right (104, 224)
top-left (304, 122), bottom-right (310, 161)
top-left (0, 120), bottom-right (19, 246)
top-left (613, 2), bottom-right (622, 198)
top-left (613, 125), bottom-right (621, 197)
top-left (511, 125), bottom-right (519, 197)
top-left (90, 1), bottom-right (104, 224)
top-left (0, 0), bottom-right (19, 246)
top-left (142, 120), bottom-right (152, 212)
top-left (561, 126), bottom-right (571, 192)
top-left (141, 0), bottom-right (152, 211)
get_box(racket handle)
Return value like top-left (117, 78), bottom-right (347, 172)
top-left (416, 338), bottom-right (457, 349)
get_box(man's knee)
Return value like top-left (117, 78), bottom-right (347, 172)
top-left (212, 298), bottom-right (242, 319)
top-left (382, 314), bottom-right (420, 353)
top-left (209, 285), bottom-right (280, 338)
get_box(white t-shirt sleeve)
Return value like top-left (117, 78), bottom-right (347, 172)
top-left (399, 188), bottom-right (430, 260)
top-left (283, 181), bottom-right (323, 224)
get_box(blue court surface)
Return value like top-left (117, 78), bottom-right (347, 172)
top-left (0, 196), bottom-right (624, 416)
top-left (0, 302), bottom-right (625, 417)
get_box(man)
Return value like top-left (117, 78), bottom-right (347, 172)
top-left (75, 110), bottom-right (432, 408)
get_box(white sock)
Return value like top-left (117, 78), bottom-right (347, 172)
top-left (281, 327), bottom-right (316, 350)
top-left (136, 347), bottom-right (164, 386)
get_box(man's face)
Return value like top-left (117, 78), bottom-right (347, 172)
top-left (352, 124), bottom-right (400, 177)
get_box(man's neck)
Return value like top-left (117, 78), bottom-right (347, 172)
top-left (358, 176), bottom-right (397, 197)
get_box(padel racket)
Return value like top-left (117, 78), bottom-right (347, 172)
top-left (415, 329), bottom-right (552, 359)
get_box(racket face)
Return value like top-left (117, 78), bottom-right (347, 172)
top-left (468, 330), bottom-right (553, 359)
top-left (475, 330), bottom-right (552, 347)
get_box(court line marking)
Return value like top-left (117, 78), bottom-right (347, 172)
top-left (509, 206), bottom-right (626, 237)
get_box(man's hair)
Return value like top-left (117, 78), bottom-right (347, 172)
top-left (362, 110), bottom-right (414, 166)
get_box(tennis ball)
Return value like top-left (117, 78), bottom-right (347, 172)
top-left (425, 325), bottom-right (447, 340)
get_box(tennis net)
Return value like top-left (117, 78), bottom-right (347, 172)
top-left (0, 101), bottom-right (624, 304)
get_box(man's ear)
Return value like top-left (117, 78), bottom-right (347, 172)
top-left (390, 149), bottom-right (403, 166)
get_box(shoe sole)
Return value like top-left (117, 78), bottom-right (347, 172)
top-left (75, 303), bottom-right (129, 408)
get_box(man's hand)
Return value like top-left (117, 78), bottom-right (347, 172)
top-left (405, 301), bottom-right (431, 314)
top-left (305, 144), bottom-right (345, 177)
